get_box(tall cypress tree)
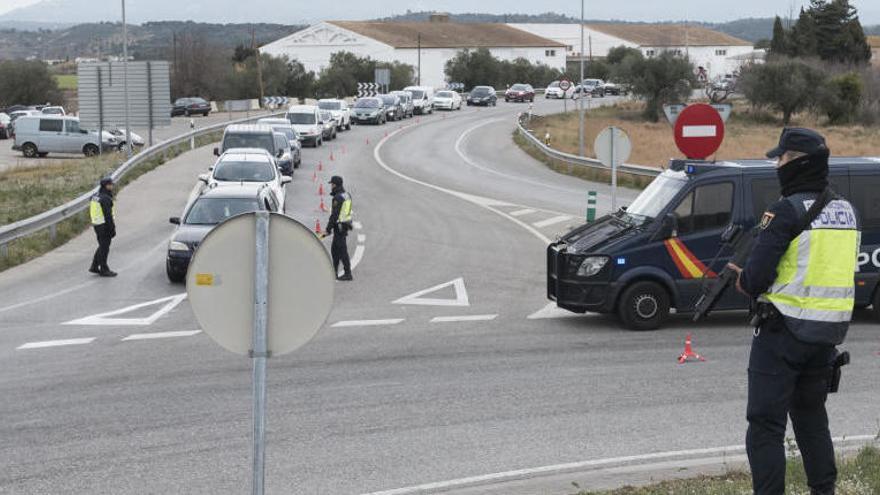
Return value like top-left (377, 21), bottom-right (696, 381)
top-left (770, 16), bottom-right (788, 56)
top-left (790, 7), bottom-right (819, 57)
top-left (809, 0), bottom-right (871, 64)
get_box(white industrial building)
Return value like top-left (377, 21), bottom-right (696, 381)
top-left (260, 16), bottom-right (566, 89)
top-left (509, 23), bottom-right (757, 79)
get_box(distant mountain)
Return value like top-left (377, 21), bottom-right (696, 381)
top-left (0, 21), bottom-right (303, 60)
top-left (0, 20), bottom-right (74, 31)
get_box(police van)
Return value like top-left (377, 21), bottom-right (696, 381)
top-left (547, 158), bottom-right (880, 330)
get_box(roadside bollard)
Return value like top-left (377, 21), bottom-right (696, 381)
top-left (189, 119), bottom-right (195, 150)
top-left (586, 191), bottom-right (597, 222)
top-left (544, 130), bottom-right (551, 146)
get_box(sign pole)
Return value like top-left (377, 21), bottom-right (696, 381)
top-left (121, 0), bottom-right (132, 157)
top-left (251, 211), bottom-right (270, 495)
top-left (611, 127), bottom-right (617, 212)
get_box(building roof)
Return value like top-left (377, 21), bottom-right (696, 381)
top-left (585, 23), bottom-right (751, 47)
top-left (327, 21), bottom-right (565, 49)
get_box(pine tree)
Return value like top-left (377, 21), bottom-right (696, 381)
top-left (770, 16), bottom-right (788, 56)
top-left (790, 8), bottom-right (819, 57)
top-left (809, 0), bottom-right (871, 64)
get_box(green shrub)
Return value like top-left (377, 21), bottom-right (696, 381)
top-left (819, 72), bottom-right (863, 124)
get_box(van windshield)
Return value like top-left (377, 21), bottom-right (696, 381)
top-left (288, 113), bottom-right (316, 125)
top-left (625, 171), bottom-right (688, 221)
top-left (318, 101), bottom-right (341, 110)
top-left (223, 133), bottom-right (274, 153)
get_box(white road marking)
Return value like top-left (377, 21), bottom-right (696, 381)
top-left (682, 125), bottom-right (717, 138)
top-left (393, 278), bottom-right (470, 307)
top-left (353, 221), bottom-right (363, 230)
top-left (17, 338), bottom-right (96, 350)
top-left (532, 215), bottom-right (572, 228)
top-left (63, 293), bottom-right (188, 326)
top-left (331, 319), bottom-right (404, 328)
top-left (527, 302), bottom-right (587, 319)
top-left (357, 234), bottom-right (366, 243)
top-left (121, 330), bottom-right (202, 341)
top-left (509, 208), bottom-right (536, 217)
top-left (350, 244), bottom-right (366, 271)
top-left (430, 314), bottom-right (497, 323)
top-left (360, 434), bottom-right (877, 495)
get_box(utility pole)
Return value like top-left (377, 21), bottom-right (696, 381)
top-left (578, 0), bottom-right (585, 157)
top-left (417, 33), bottom-right (421, 86)
top-left (172, 32), bottom-right (177, 97)
top-left (121, 0), bottom-right (132, 157)
top-left (252, 29), bottom-right (265, 107)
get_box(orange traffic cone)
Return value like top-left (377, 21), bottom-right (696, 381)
top-left (318, 183), bottom-right (324, 196)
top-left (319, 196), bottom-right (328, 213)
top-left (329, 152), bottom-right (335, 161)
top-left (312, 170), bottom-right (317, 182)
top-left (314, 219), bottom-right (322, 235)
top-left (318, 161), bottom-right (324, 172)
top-left (365, 137), bottom-right (370, 145)
top-left (677, 333), bottom-right (705, 364)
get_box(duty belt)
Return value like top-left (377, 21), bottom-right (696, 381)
top-left (750, 302), bottom-right (782, 328)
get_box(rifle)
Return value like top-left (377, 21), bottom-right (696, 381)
top-left (692, 224), bottom-right (757, 322)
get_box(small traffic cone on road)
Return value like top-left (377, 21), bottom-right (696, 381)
top-left (365, 137), bottom-right (370, 145)
top-left (319, 196), bottom-right (328, 213)
top-left (314, 219), bottom-right (322, 235)
top-left (312, 170), bottom-right (317, 182)
top-left (329, 151), bottom-right (335, 161)
top-left (318, 161), bottom-right (324, 172)
top-left (677, 333), bottom-right (705, 364)
top-left (318, 183), bottom-right (324, 196)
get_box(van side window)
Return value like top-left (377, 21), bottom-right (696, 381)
top-left (673, 182), bottom-right (734, 235)
top-left (850, 176), bottom-right (880, 229)
top-left (39, 119), bottom-right (63, 132)
top-left (750, 178), bottom-right (779, 220)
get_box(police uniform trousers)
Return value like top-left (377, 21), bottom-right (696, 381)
top-left (746, 314), bottom-right (837, 495)
top-left (331, 230), bottom-right (351, 276)
top-left (92, 226), bottom-right (112, 271)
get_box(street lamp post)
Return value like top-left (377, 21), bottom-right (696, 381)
top-left (121, 0), bottom-right (132, 157)
top-left (578, 0), bottom-right (585, 157)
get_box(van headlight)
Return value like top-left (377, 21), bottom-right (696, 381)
top-left (577, 256), bottom-right (609, 277)
top-left (168, 241), bottom-right (190, 252)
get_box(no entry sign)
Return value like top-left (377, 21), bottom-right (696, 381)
top-left (673, 104), bottom-right (725, 160)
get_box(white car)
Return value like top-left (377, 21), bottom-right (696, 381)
top-left (285, 105), bottom-right (323, 147)
top-left (41, 106), bottom-right (66, 116)
top-left (433, 90), bottom-right (462, 110)
top-left (544, 81), bottom-right (571, 99)
top-left (199, 148), bottom-right (290, 211)
top-left (317, 99), bottom-right (351, 131)
top-left (106, 128), bottom-right (145, 149)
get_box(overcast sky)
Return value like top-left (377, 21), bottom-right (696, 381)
top-left (0, 0), bottom-right (878, 24)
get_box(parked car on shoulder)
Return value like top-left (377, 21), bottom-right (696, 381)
top-left (505, 83), bottom-right (535, 102)
top-left (171, 97), bottom-right (211, 117)
top-left (434, 90), bottom-right (462, 110)
top-left (390, 91), bottom-right (414, 118)
top-left (466, 86), bottom-right (497, 106)
top-left (256, 118), bottom-right (302, 168)
top-left (166, 183), bottom-right (281, 282)
top-left (317, 99), bottom-right (352, 131)
top-left (319, 110), bottom-right (338, 140)
top-left (351, 97), bottom-right (386, 125)
top-left (13, 115), bottom-right (114, 157)
top-left (106, 127), bottom-right (145, 150)
top-left (285, 105), bottom-right (323, 147)
top-left (378, 94), bottom-right (403, 121)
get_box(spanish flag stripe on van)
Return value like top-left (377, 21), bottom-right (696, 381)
top-left (664, 238), bottom-right (717, 279)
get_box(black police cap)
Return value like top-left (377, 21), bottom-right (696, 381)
top-left (328, 175), bottom-right (343, 186)
top-left (766, 127), bottom-right (827, 158)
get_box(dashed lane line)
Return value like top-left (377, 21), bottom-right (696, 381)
top-left (509, 208), bottom-right (536, 217)
top-left (331, 319), bottom-right (405, 328)
top-left (121, 330), bottom-right (202, 341)
top-left (17, 338), bottom-right (96, 350)
top-left (430, 314), bottom-right (498, 323)
top-left (532, 215), bottom-right (573, 228)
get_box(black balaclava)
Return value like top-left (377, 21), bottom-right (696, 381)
top-left (777, 149), bottom-right (829, 197)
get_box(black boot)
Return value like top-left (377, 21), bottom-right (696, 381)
top-left (99, 269), bottom-right (118, 277)
top-left (89, 265), bottom-right (100, 274)
top-left (337, 273), bottom-right (353, 281)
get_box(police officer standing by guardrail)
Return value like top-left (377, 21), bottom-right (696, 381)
top-left (89, 176), bottom-right (117, 277)
top-left (727, 128), bottom-right (859, 495)
top-left (325, 175), bottom-right (353, 281)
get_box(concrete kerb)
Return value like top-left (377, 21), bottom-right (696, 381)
top-left (362, 435), bottom-right (878, 495)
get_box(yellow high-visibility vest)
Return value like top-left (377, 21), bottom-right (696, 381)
top-left (339, 192), bottom-right (353, 224)
top-left (89, 194), bottom-right (115, 226)
top-left (760, 197), bottom-right (860, 344)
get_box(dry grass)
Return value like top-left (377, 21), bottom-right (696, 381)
top-left (530, 101), bottom-right (880, 167)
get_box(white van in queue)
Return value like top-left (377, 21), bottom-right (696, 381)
top-left (285, 105), bottom-right (323, 147)
top-left (404, 86), bottom-right (435, 115)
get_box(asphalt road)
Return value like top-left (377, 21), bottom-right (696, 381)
top-left (0, 111), bottom-right (273, 172)
top-left (0, 97), bottom-right (877, 494)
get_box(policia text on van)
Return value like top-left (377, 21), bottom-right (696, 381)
top-left (546, 158), bottom-right (880, 330)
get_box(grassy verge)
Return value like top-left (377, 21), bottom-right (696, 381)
top-left (528, 101), bottom-right (880, 167)
top-left (0, 131), bottom-right (222, 272)
top-left (572, 445), bottom-right (880, 495)
top-left (54, 74), bottom-right (77, 90)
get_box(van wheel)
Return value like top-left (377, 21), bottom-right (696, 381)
top-left (83, 144), bottom-right (99, 157)
top-left (618, 281), bottom-right (670, 331)
top-left (22, 143), bottom-right (38, 158)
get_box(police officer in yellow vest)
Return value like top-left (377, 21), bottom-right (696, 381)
top-left (326, 175), bottom-right (353, 281)
top-left (729, 128), bottom-right (859, 495)
top-left (89, 176), bottom-right (117, 277)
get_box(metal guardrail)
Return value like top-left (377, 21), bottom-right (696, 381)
top-left (515, 113), bottom-right (661, 178)
top-left (0, 112), bottom-right (284, 253)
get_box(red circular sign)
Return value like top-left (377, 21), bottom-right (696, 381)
top-left (673, 103), bottom-right (725, 160)
top-left (559, 79), bottom-right (572, 91)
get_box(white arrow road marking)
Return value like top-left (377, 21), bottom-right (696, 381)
top-left (17, 338), bottom-right (96, 350)
top-left (510, 208), bottom-right (536, 217)
top-left (682, 125), bottom-right (717, 138)
top-left (121, 330), bottom-right (202, 341)
top-left (63, 293), bottom-right (188, 326)
top-left (430, 314), bottom-right (497, 323)
top-left (532, 215), bottom-right (572, 228)
top-left (393, 278), bottom-right (470, 307)
top-left (527, 302), bottom-right (588, 319)
top-left (331, 319), bottom-right (404, 328)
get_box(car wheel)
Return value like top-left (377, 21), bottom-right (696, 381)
top-left (617, 281), bottom-right (671, 331)
top-left (22, 142), bottom-right (38, 158)
top-left (83, 144), bottom-right (99, 157)
top-left (166, 263), bottom-right (185, 283)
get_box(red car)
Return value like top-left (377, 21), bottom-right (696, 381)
top-left (505, 83), bottom-right (535, 103)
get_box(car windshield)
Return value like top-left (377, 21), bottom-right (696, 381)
top-left (548, 81), bottom-right (560, 88)
top-left (192, 98), bottom-right (207, 104)
top-left (355, 99), bottom-right (379, 108)
top-left (584, 80), bottom-right (601, 86)
top-left (271, 127), bottom-right (296, 141)
top-left (213, 160), bottom-right (275, 182)
top-left (184, 198), bottom-right (260, 225)
top-left (625, 171), bottom-right (688, 221)
top-left (511, 84), bottom-right (529, 90)
top-left (288, 112), bottom-right (316, 124)
top-left (409, 90), bottom-right (424, 99)
top-left (436, 91), bottom-right (454, 98)
top-left (379, 96), bottom-right (396, 105)
top-left (471, 88), bottom-right (491, 95)
top-left (318, 101), bottom-right (341, 110)
top-left (223, 133), bottom-right (274, 153)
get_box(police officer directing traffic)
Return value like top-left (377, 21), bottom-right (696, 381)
top-left (326, 175), bottom-right (353, 281)
top-left (89, 176), bottom-right (118, 277)
top-left (728, 128), bottom-right (860, 495)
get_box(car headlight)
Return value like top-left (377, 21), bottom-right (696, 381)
top-left (169, 241), bottom-right (190, 252)
top-left (576, 256), bottom-right (609, 277)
